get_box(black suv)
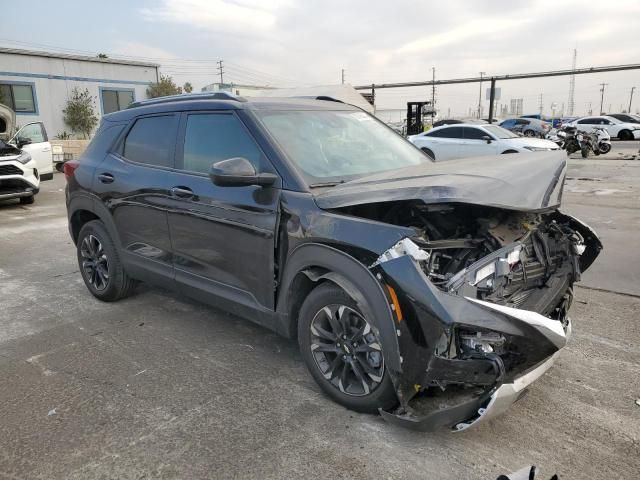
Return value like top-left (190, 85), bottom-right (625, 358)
top-left (65, 93), bottom-right (601, 431)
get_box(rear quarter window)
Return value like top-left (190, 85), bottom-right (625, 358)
top-left (122, 115), bottom-right (179, 168)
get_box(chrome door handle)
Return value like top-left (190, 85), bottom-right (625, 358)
top-left (98, 173), bottom-right (114, 184)
top-left (170, 186), bottom-right (194, 198)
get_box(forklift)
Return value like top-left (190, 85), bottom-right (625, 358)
top-left (406, 101), bottom-right (435, 135)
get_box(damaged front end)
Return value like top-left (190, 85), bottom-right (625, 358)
top-left (360, 202), bottom-right (601, 431)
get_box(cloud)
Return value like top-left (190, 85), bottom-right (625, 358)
top-left (140, 0), bottom-right (290, 32)
top-left (397, 17), bottom-right (531, 54)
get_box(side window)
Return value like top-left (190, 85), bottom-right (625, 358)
top-left (123, 115), bottom-right (178, 168)
top-left (425, 129), bottom-right (445, 138)
top-left (102, 89), bottom-right (135, 114)
top-left (516, 119), bottom-right (529, 125)
top-left (501, 119), bottom-right (515, 128)
top-left (600, 119), bottom-right (612, 125)
top-left (578, 118), bottom-right (594, 124)
top-left (17, 123), bottom-right (47, 143)
top-left (437, 126), bottom-right (463, 139)
top-left (0, 83), bottom-right (37, 113)
top-left (463, 127), bottom-right (487, 140)
top-left (181, 113), bottom-right (262, 174)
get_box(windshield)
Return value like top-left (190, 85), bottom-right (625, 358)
top-left (255, 110), bottom-right (429, 185)
top-left (483, 125), bottom-right (520, 139)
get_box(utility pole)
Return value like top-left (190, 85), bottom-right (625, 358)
top-left (588, 102), bottom-right (592, 115)
top-left (539, 93), bottom-right (543, 114)
top-left (477, 72), bottom-right (485, 119)
top-left (599, 83), bottom-right (608, 114)
top-left (431, 67), bottom-right (436, 124)
top-left (568, 49), bottom-right (577, 116)
top-left (629, 86), bottom-right (636, 113)
top-left (217, 60), bottom-right (224, 85)
top-left (341, 69), bottom-right (345, 85)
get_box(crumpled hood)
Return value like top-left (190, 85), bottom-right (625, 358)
top-left (315, 150), bottom-right (567, 212)
top-left (0, 103), bottom-right (16, 142)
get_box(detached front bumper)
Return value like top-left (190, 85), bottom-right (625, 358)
top-left (374, 254), bottom-right (572, 432)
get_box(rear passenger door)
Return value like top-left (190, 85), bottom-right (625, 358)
top-left (95, 114), bottom-right (179, 288)
top-left (423, 126), bottom-right (464, 160)
top-left (165, 111), bottom-right (281, 312)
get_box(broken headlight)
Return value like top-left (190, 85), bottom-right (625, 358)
top-left (458, 329), bottom-right (506, 354)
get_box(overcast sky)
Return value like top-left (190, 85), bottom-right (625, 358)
top-left (2, 0), bottom-right (639, 117)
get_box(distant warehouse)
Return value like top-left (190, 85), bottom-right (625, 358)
top-left (0, 47), bottom-right (159, 137)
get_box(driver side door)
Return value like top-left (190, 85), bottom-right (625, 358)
top-left (165, 111), bottom-right (281, 315)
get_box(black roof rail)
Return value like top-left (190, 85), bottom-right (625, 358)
top-left (128, 91), bottom-right (247, 109)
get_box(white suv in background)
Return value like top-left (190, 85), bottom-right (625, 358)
top-left (408, 124), bottom-right (559, 161)
top-left (0, 104), bottom-right (53, 204)
top-left (565, 115), bottom-right (640, 140)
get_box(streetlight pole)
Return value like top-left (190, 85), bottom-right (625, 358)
top-left (629, 86), bottom-right (636, 113)
top-left (477, 72), bottom-right (485, 119)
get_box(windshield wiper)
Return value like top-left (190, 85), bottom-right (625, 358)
top-left (309, 180), bottom-right (345, 188)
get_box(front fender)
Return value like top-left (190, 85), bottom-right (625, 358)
top-left (277, 243), bottom-right (402, 373)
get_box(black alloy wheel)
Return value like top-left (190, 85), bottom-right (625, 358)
top-left (76, 220), bottom-right (136, 301)
top-left (298, 284), bottom-right (397, 413)
top-left (310, 304), bottom-right (384, 396)
top-left (80, 234), bottom-right (110, 291)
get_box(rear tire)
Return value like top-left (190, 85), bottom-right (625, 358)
top-left (55, 163), bottom-right (64, 173)
top-left (77, 220), bottom-right (136, 302)
top-left (421, 147), bottom-right (435, 160)
top-left (599, 142), bottom-right (611, 154)
top-left (523, 130), bottom-right (536, 137)
top-left (297, 283), bottom-right (397, 413)
top-left (581, 145), bottom-right (589, 158)
top-left (19, 195), bottom-right (35, 205)
top-left (618, 129), bottom-right (633, 141)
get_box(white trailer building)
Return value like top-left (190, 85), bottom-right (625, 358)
top-left (0, 47), bottom-right (159, 137)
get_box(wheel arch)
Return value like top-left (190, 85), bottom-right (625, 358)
top-left (68, 195), bottom-right (121, 249)
top-left (276, 243), bottom-right (402, 372)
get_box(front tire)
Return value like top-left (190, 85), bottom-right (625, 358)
top-left (599, 142), bottom-right (611, 154)
top-left (297, 283), bottom-right (397, 413)
top-left (523, 129), bottom-right (536, 137)
top-left (618, 129), bottom-right (633, 141)
top-left (77, 220), bottom-right (136, 302)
top-left (19, 195), bottom-right (35, 205)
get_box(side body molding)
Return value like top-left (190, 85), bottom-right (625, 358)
top-left (276, 243), bottom-right (402, 372)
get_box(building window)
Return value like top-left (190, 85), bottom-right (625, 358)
top-left (0, 83), bottom-right (37, 113)
top-left (101, 89), bottom-right (135, 114)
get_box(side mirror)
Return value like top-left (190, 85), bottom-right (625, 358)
top-left (482, 135), bottom-right (492, 144)
top-left (17, 137), bottom-right (32, 148)
top-left (209, 157), bottom-right (277, 187)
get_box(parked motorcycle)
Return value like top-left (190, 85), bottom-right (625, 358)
top-left (557, 126), bottom-right (588, 157)
top-left (592, 126), bottom-right (612, 154)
